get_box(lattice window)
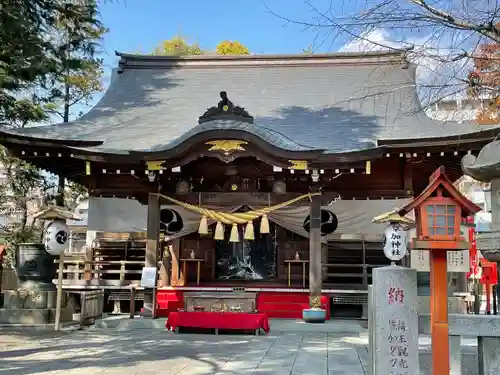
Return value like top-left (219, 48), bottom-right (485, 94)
top-left (422, 199), bottom-right (461, 239)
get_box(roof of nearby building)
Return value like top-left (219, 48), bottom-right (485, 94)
top-left (1, 49), bottom-right (499, 155)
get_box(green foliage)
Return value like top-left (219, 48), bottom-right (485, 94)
top-left (215, 41), bottom-right (250, 55)
top-left (0, 1), bottom-right (97, 266)
top-left (153, 36), bottom-right (251, 56)
top-left (0, 148), bottom-right (49, 267)
top-left (41, 1), bottom-right (107, 122)
top-left (153, 36), bottom-right (203, 56)
top-left (0, 0), bottom-right (61, 127)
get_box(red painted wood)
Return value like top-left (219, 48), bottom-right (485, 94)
top-left (156, 290), bottom-right (185, 317)
top-left (256, 292), bottom-right (330, 319)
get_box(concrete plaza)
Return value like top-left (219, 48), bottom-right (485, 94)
top-left (0, 322), bottom-right (481, 375)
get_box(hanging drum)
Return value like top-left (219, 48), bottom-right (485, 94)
top-left (303, 209), bottom-right (338, 236)
top-left (160, 208), bottom-right (184, 235)
top-left (44, 219), bottom-right (70, 256)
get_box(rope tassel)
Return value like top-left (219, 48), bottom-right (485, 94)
top-left (198, 215), bottom-right (208, 235)
top-left (214, 222), bottom-right (224, 240)
top-left (260, 214), bottom-right (270, 234)
top-left (229, 223), bottom-right (240, 242)
top-left (244, 221), bottom-right (255, 240)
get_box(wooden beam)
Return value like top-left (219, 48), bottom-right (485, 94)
top-left (309, 192), bottom-right (322, 297)
top-left (144, 193), bottom-right (160, 315)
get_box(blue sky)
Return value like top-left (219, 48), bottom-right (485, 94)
top-left (98, 0), bottom-right (347, 77)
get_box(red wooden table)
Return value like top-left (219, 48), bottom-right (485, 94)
top-left (166, 311), bottom-right (270, 335)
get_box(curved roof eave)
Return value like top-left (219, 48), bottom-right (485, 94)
top-left (0, 129), bottom-right (104, 148)
top-left (378, 125), bottom-right (500, 148)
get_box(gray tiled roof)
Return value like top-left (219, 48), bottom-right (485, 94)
top-left (4, 51), bottom-right (498, 154)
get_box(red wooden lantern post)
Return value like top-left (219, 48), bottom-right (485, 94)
top-left (398, 167), bottom-right (480, 375)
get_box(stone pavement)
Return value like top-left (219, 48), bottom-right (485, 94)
top-left (0, 328), bottom-right (367, 375)
top-left (0, 327), bottom-right (482, 375)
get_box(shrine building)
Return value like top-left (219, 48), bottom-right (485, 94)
top-left (1, 50), bottom-right (498, 319)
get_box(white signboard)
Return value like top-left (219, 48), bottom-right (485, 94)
top-left (140, 267), bottom-right (157, 288)
top-left (410, 225), bottom-right (471, 272)
top-left (383, 223), bottom-right (408, 261)
top-left (411, 250), bottom-right (470, 272)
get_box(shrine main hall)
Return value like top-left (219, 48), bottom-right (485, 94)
top-left (1, 49), bottom-right (498, 318)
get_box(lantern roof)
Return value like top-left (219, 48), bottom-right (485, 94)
top-left (372, 210), bottom-right (415, 228)
top-left (398, 166), bottom-right (481, 217)
top-left (33, 206), bottom-right (83, 221)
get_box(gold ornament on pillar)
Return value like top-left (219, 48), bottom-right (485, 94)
top-left (229, 223), bottom-right (240, 242)
top-left (214, 222), bottom-right (225, 240)
top-left (198, 215), bottom-right (209, 235)
top-left (244, 221), bottom-right (255, 240)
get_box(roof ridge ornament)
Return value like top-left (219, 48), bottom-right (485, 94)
top-left (198, 91), bottom-right (254, 124)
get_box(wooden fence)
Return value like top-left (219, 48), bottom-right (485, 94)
top-left (79, 290), bottom-right (104, 326)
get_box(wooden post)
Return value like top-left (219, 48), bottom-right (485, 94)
top-left (144, 193), bottom-right (160, 315)
top-left (169, 240), bottom-right (181, 286)
top-left (119, 261), bottom-right (125, 284)
top-left (309, 193), bottom-right (322, 298)
top-left (129, 287), bottom-right (135, 319)
top-left (430, 249), bottom-right (449, 375)
top-left (54, 254), bottom-right (65, 331)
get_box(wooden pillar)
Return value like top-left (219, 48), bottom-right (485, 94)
top-left (169, 239), bottom-right (181, 286)
top-left (430, 249), bottom-right (450, 375)
top-left (144, 193), bottom-right (160, 314)
top-left (309, 193), bottom-right (322, 297)
top-left (403, 156), bottom-right (413, 196)
top-left (55, 175), bottom-right (65, 207)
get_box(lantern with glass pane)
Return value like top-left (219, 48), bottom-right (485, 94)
top-left (400, 166), bottom-right (479, 248)
top-left (398, 166), bottom-right (480, 375)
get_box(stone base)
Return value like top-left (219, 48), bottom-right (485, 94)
top-left (0, 307), bottom-right (74, 324)
top-left (2, 289), bottom-right (67, 309)
top-left (0, 289), bottom-right (76, 324)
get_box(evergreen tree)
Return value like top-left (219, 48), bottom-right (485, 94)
top-left (0, 1), bottom-right (104, 264)
top-left (42, 1), bottom-right (107, 122)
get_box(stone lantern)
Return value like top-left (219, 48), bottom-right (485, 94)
top-left (462, 141), bottom-right (500, 260)
top-left (462, 140), bottom-right (500, 307)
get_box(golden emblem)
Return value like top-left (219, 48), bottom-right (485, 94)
top-left (146, 160), bottom-right (165, 171)
top-left (288, 160), bottom-right (308, 170)
top-left (222, 105), bottom-right (229, 112)
top-left (206, 140), bottom-right (248, 155)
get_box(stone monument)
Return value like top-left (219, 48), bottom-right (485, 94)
top-left (371, 266), bottom-right (419, 375)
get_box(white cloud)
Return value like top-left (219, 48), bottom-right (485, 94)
top-left (339, 29), bottom-right (472, 106)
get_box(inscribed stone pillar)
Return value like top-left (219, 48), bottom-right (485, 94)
top-left (144, 193), bottom-right (160, 313)
top-left (309, 193), bottom-right (322, 296)
top-left (372, 265), bottom-right (419, 375)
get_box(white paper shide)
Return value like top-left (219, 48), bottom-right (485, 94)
top-left (383, 223), bottom-right (408, 261)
